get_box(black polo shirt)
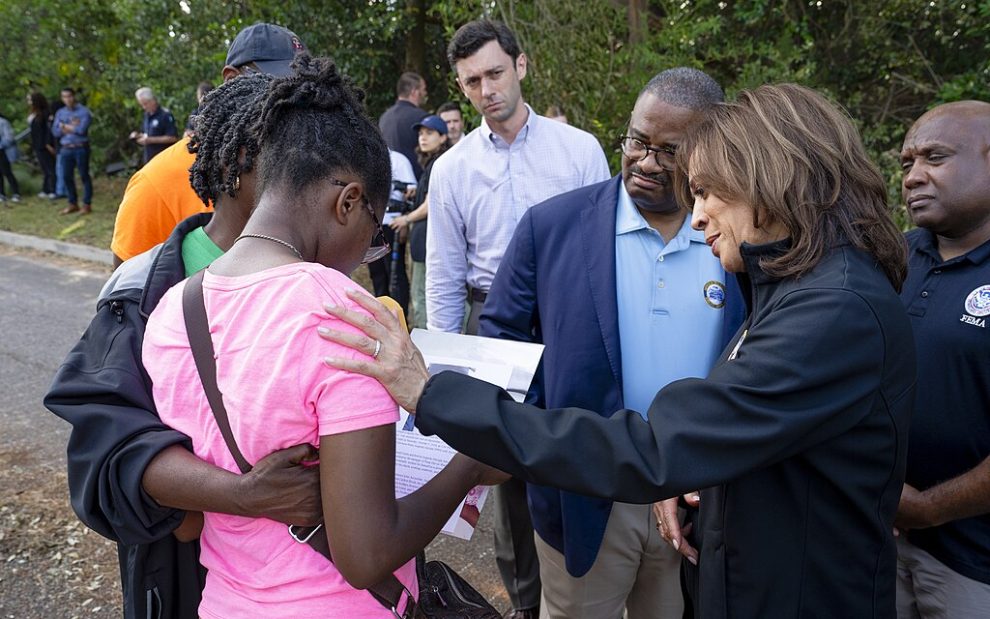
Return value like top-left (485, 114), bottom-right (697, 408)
top-left (378, 100), bottom-right (427, 179)
top-left (142, 106), bottom-right (177, 163)
top-left (901, 227), bottom-right (990, 584)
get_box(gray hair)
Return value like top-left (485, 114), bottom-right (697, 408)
top-left (135, 87), bottom-right (155, 102)
top-left (640, 68), bottom-right (724, 110)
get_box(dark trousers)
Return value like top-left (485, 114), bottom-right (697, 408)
top-left (33, 147), bottom-right (56, 194)
top-left (0, 151), bottom-right (19, 197)
top-left (367, 225), bottom-right (409, 315)
top-left (467, 297), bottom-right (542, 610)
top-left (59, 146), bottom-right (92, 206)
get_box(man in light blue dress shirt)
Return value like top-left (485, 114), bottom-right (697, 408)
top-left (479, 68), bottom-right (742, 619)
top-left (425, 20), bottom-right (609, 619)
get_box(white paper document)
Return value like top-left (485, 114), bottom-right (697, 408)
top-left (393, 330), bottom-right (544, 539)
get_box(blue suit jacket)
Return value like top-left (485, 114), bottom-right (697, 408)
top-left (479, 175), bottom-right (744, 576)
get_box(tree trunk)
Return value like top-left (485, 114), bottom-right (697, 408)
top-left (404, 0), bottom-right (426, 75)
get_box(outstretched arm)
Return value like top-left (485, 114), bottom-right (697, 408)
top-left (325, 288), bottom-right (891, 504)
top-left (319, 424), bottom-right (505, 589)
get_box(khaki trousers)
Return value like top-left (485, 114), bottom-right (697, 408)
top-left (535, 502), bottom-right (683, 619)
top-left (896, 535), bottom-right (990, 618)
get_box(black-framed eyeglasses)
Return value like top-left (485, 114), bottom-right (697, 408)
top-left (618, 136), bottom-right (677, 169)
top-left (328, 178), bottom-right (391, 264)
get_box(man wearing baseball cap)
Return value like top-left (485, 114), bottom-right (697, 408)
top-left (63, 23), bottom-right (312, 619)
top-left (110, 23), bottom-right (306, 267)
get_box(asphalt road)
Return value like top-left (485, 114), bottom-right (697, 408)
top-left (0, 247), bottom-right (510, 616)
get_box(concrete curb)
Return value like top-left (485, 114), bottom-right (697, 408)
top-left (0, 230), bottom-right (113, 265)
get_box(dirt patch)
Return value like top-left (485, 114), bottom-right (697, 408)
top-left (0, 447), bottom-right (120, 618)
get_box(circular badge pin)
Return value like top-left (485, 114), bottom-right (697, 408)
top-left (964, 284), bottom-right (990, 317)
top-left (704, 280), bottom-right (726, 309)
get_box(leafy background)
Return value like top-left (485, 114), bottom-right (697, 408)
top-left (1, 0), bottom-right (987, 224)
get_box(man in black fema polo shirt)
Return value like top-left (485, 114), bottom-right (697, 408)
top-left (133, 86), bottom-right (178, 164)
top-left (896, 99), bottom-right (990, 616)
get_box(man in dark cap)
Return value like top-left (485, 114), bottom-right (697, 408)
top-left (110, 23), bottom-right (306, 267)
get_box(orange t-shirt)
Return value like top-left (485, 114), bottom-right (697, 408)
top-left (110, 137), bottom-right (211, 261)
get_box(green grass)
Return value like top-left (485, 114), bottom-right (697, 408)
top-left (0, 168), bottom-right (126, 249)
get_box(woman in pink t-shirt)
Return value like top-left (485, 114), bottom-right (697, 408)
top-left (143, 55), bottom-right (505, 619)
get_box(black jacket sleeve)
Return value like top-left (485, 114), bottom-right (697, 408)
top-left (44, 293), bottom-right (191, 544)
top-left (416, 288), bottom-right (887, 503)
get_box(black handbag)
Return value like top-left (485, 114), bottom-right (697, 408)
top-left (415, 556), bottom-right (501, 619)
top-left (182, 269), bottom-right (499, 619)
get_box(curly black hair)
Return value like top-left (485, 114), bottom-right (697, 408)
top-left (252, 54), bottom-right (391, 211)
top-left (187, 72), bottom-right (274, 207)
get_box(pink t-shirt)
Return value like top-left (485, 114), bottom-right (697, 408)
top-left (143, 262), bottom-right (416, 619)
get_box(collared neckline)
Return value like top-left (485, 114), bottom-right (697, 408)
top-left (615, 181), bottom-right (705, 247)
top-left (481, 104), bottom-right (534, 148)
top-left (914, 226), bottom-right (990, 266)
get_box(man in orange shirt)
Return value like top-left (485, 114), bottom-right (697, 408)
top-left (110, 23), bottom-right (306, 267)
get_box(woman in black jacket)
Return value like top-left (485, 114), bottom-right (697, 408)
top-left (320, 84), bottom-right (915, 618)
top-left (27, 92), bottom-right (56, 197)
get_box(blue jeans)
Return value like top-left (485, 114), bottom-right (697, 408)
top-left (55, 150), bottom-right (66, 196)
top-left (59, 146), bottom-right (92, 206)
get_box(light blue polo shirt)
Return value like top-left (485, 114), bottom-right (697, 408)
top-left (615, 183), bottom-right (728, 419)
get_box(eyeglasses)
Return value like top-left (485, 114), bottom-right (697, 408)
top-left (619, 136), bottom-right (677, 169)
top-left (327, 178), bottom-right (391, 264)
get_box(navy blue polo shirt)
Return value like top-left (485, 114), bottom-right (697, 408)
top-left (142, 106), bottom-right (177, 163)
top-left (901, 227), bottom-right (990, 584)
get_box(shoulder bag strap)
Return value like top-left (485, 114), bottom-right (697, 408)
top-left (180, 268), bottom-right (415, 618)
top-left (182, 269), bottom-right (252, 474)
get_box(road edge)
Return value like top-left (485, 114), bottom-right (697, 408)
top-left (0, 231), bottom-right (112, 265)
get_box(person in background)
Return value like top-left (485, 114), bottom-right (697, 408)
top-left (52, 87), bottom-right (92, 215)
top-left (132, 87), bottom-right (179, 164)
top-left (109, 23), bottom-right (306, 267)
top-left (390, 114), bottom-right (451, 330)
top-left (50, 96), bottom-right (66, 200)
top-left (895, 100), bottom-right (990, 618)
top-left (544, 104), bottom-right (568, 124)
top-left (379, 71), bottom-right (429, 179)
top-left (27, 92), bottom-right (57, 198)
top-left (184, 81), bottom-right (215, 138)
top-left (0, 111), bottom-right (21, 204)
top-left (436, 101), bottom-right (464, 145)
top-left (425, 19), bottom-right (610, 619)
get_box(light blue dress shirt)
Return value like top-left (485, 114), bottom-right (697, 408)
top-left (52, 104), bottom-right (92, 148)
top-left (615, 183), bottom-right (728, 419)
top-left (425, 105), bottom-right (610, 332)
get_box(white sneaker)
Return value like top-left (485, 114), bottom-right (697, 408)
top-left (11, 194), bottom-right (20, 203)
top-left (0, 195), bottom-right (7, 203)
top-left (37, 192), bottom-right (48, 198)
top-left (46, 193), bottom-right (57, 199)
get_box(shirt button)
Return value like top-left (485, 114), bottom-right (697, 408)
top-left (658, 280), bottom-right (665, 289)
top-left (658, 255), bottom-right (665, 262)
top-left (921, 291), bottom-right (929, 298)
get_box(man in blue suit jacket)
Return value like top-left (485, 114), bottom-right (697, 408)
top-left (479, 68), bottom-right (743, 619)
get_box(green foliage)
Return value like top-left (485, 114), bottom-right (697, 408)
top-left (1, 0), bottom-right (986, 220)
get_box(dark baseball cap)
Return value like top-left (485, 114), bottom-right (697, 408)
top-left (413, 115), bottom-right (448, 135)
top-left (225, 23), bottom-right (306, 77)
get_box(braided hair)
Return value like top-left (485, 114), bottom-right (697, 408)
top-left (253, 54), bottom-right (391, 211)
top-left (187, 73), bottom-right (274, 207)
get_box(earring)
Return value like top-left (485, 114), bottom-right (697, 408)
top-left (233, 176), bottom-right (241, 191)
